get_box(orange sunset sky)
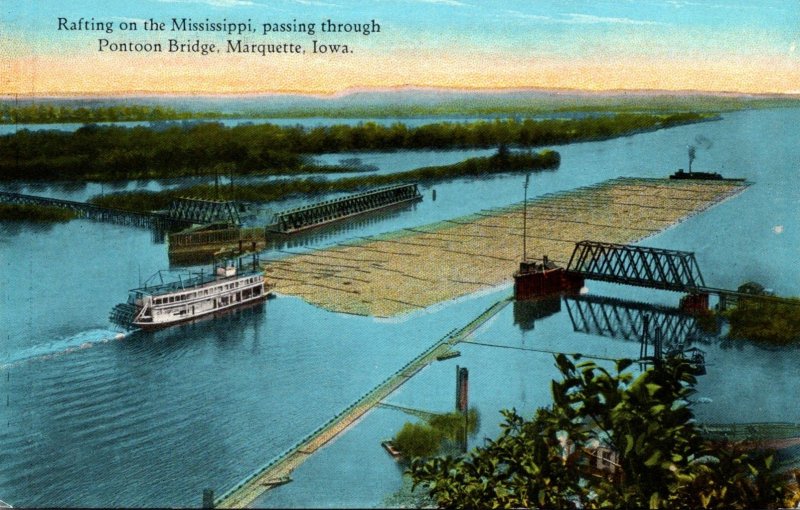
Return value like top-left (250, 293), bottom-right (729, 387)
top-left (1, 0), bottom-right (798, 96)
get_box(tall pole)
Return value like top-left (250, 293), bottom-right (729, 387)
top-left (15, 94), bottom-right (19, 170)
top-left (229, 167), bottom-right (234, 201)
top-left (456, 366), bottom-right (469, 453)
top-left (640, 314), bottom-right (650, 370)
top-left (523, 174), bottom-right (530, 262)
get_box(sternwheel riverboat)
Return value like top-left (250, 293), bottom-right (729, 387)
top-left (110, 255), bottom-right (272, 331)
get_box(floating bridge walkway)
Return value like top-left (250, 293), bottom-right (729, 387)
top-left (213, 296), bottom-right (512, 509)
top-left (0, 191), bottom-right (193, 230)
top-left (375, 402), bottom-right (441, 422)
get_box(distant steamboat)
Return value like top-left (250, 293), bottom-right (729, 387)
top-left (110, 257), bottom-right (272, 331)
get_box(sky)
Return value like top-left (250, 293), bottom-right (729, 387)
top-left (0, 0), bottom-right (798, 96)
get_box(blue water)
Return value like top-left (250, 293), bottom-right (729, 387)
top-left (1, 108), bottom-right (799, 507)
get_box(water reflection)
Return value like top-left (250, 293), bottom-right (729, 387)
top-left (512, 297), bottom-right (562, 332)
top-left (563, 294), bottom-right (717, 351)
top-left (118, 301), bottom-right (266, 358)
top-left (0, 221), bottom-right (62, 237)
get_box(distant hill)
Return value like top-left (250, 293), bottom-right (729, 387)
top-left (2, 87), bottom-right (799, 120)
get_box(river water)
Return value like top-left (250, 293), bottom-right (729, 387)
top-left (0, 108), bottom-right (798, 507)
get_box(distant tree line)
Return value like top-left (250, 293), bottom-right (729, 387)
top-left (88, 148), bottom-right (560, 212)
top-left (0, 113), bottom-right (707, 181)
top-left (2, 96), bottom-right (797, 124)
top-left (0, 104), bottom-right (223, 124)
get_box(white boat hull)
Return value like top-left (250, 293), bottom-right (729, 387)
top-left (110, 267), bottom-right (273, 331)
top-left (134, 291), bottom-right (269, 330)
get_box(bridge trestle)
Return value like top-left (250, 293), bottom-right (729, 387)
top-left (270, 184), bottom-right (422, 233)
top-left (0, 190), bottom-right (191, 234)
top-left (167, 197), bottom-right (241, 226)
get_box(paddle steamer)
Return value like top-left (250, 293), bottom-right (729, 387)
top-left (110, 256), bottom-right (271, 330)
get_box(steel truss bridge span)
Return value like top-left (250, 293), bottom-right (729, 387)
top-left (269, 184), bottom-right (422, 234)
top-left (167, 197), bottom-right (241, 226)
top-left (564, 240), bottom-right (800, 309)
top-left (566, 240), bottom-right (705, 292)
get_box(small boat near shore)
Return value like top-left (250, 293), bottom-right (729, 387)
top-left (381, 440), bottom-right (402, 459)
top-left (109, 255), bottom-right (272, 331)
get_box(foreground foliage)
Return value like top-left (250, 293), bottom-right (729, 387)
top-left (409, 355), bottom-right (792, 509)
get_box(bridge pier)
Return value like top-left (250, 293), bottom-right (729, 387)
top-left (680, 292), bottom-right (710, 314)
top-left (455, 366), bottom-right (469, 452)
top-left (455, 366), bottom-right (469, 413)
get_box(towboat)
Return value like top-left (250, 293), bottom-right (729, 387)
top-left (669, 168), bottom-right (723, 180)
top-left (109, 256), bottom-right (272, 331)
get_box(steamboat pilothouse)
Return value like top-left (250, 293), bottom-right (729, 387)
top-left (110, 254), bottom-right (273, 331)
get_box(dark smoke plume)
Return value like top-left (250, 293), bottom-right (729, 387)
top-left (694, 135), bottom-right (713, 150)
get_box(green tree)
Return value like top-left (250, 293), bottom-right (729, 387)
top-left (428, 408), bottom-right (480, 444)
top-left (393, 409), bottom-right (481, 460)
top-left (409, 355), bottom-right (791, 509)
top-left (723, 298), bottom-right (800, 345)
top-left (394, 422), bottom-right (442, 459)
